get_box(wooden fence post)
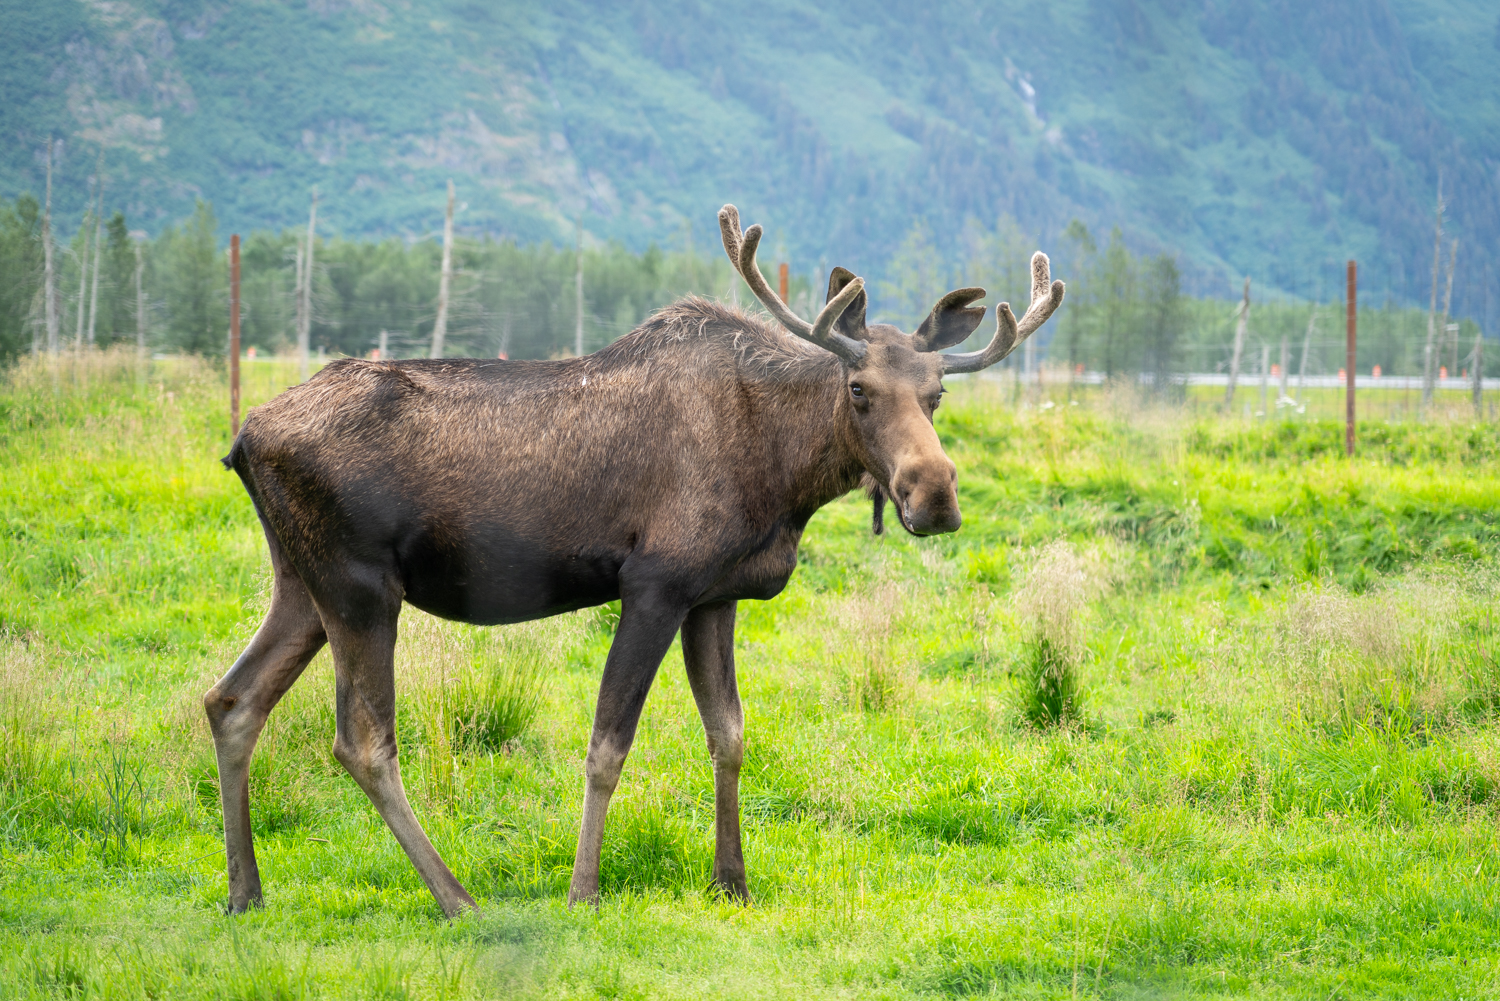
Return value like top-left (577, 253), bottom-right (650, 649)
top-left (1346, 260), bottom-right (1356, 457)
top-left (230, 234), bottom-right (241, 435)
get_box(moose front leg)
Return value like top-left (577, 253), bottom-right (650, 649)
top-left (567, 585), bottom-right (690, 907)
top-left (681, 601), bottom-right (749, 901)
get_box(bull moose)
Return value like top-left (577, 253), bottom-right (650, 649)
top-left (207, 205), bottom-right (1064, 916)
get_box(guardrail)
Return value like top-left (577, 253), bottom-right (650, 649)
top-left (969, 371), bottom-right (1499, 390)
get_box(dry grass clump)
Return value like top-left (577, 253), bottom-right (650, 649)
top-left (0, 642), bottom-right (58, 808)
top-left (1280, 584), bottom-right (1419, 666)
top-left (3, 344), bottom-right (149, 390)
top-left (1013, 541), bottom-right (1102, 727)
top-left (832, 579), bottom-right (912, 713)
top-left (1278, 571), bottom-right (1498, 736)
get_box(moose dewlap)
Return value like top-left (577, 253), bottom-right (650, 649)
top-left (203, 205), bottom-right (1064, 916)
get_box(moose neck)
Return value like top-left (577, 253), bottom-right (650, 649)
top-left (747, 353), bottom-right (867, 522)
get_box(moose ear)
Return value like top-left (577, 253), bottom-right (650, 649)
top-left (825, 266), bottom-right (868, 340)
top-left (912, 287), bottom-right (987, 352)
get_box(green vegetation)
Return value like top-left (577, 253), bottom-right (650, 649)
top-left (4, 0), bottom-right (1497, 306)
top-left (3, 352), bottom-right (1500, 997)
top-left (447, 627), bottom-right (551, 756)
top-left (0, 193), bottom-right (769, 362)
top-left (5, 190), bottom-right (1491, 383)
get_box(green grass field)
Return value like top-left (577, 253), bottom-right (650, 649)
top-left (3, 350), bottom-right (1500, 999)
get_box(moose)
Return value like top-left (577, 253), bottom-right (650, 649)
top-left (207, 205), bottom-right (1063, 916)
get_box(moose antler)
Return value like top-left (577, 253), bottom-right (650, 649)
top-left (719, 205), bottom-right (868, 364)
top-left (942, 252), bottom-right (1065, 374)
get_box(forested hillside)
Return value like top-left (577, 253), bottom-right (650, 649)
top-left (2, 0), bottom-right (1497, 317)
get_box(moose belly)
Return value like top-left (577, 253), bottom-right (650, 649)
top-left (397, 524), bottom-right (624, 625)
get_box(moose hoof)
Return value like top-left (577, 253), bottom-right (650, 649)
top-left (439, 893), bottom-right (480, 921)
top-left (565, 884), bottom-right (601, 910)
top-left (711, 875), bottom-right (751, 904)
top-left (224, 896), bottom-right (263, 915)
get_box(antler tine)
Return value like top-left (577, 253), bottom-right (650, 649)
top-left (718, 204), bottom-right (744, 272)
top-left (735, 222), bottom-right (814, 337)
top-left (811, 274), bottom-right (867, 349)
top-left (1016, 251), bottom-right (1065, 339)
top-left (717, 204), bottom-right (868, 364)
top-left (943, 252), bottom-right (1065, 374)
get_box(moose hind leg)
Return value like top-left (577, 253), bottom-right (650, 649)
top-left (204, 569), bottom-right (326, 913)
top-left (681, 601), bottom-right (749, 901)
top-left (324, 602), bottom-right (476, 918)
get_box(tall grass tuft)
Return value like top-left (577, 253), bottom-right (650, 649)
top-left (450, 657), bottom-right (543, 754)
top-left (449, 625), bottom-right (550, 754)
top-left (0, 643), bottom-right (67, 841)
top-left (1013, 541), bottom-right (1097, 727)
top-left (838, 580), bottom-right (909, 712)
top-left (97, 737), bottom-right (149, 866)
top-left (399, 613), bottom-right (569, 807)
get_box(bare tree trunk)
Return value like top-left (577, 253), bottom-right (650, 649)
top-left (430, 180), bottom-right (455, 359)
top-left (1473, 329), bottom-right (1484, 419)
top-left (87, 152), bottom-right (104, 347)
top-left (378, 329), bottom-right (388, 361)
top-left (75, 203), bottom-right (92, 352)
top-left (1422, 178), bottom-right (1444, 409)
top-left (1224, 277), bottom-right (1250, 405)
top-left (574, 218), bottom-right (584, 357)
top-left (134, 241), bottom-right (146, 360)
top-left (294, 242), bottom-right (306, 376)
top-left (1259, 343), bottom-right (1270, 416)
top-left (1440, 238), bottom-right (1458, 383)
top-left (43, 138), bottom-right (59, 354)
top-left (299, 190), bottom-right (318, 381)
top-left (29, 283), bottom-right (44, 355)
top-left (1296, 306), bottom-right (1316, 402)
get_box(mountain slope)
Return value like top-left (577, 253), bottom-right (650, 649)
top-left (2, 0), bottom-right (1496, 311)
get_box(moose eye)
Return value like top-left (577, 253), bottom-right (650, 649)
top-left (849, 383), bottom-right (865, 399)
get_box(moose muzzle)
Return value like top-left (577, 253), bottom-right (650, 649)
top-left (889, 456), bottom-right (961, 536)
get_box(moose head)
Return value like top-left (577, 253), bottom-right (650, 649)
top-left (719, 205), bottom-right (1065, 536)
